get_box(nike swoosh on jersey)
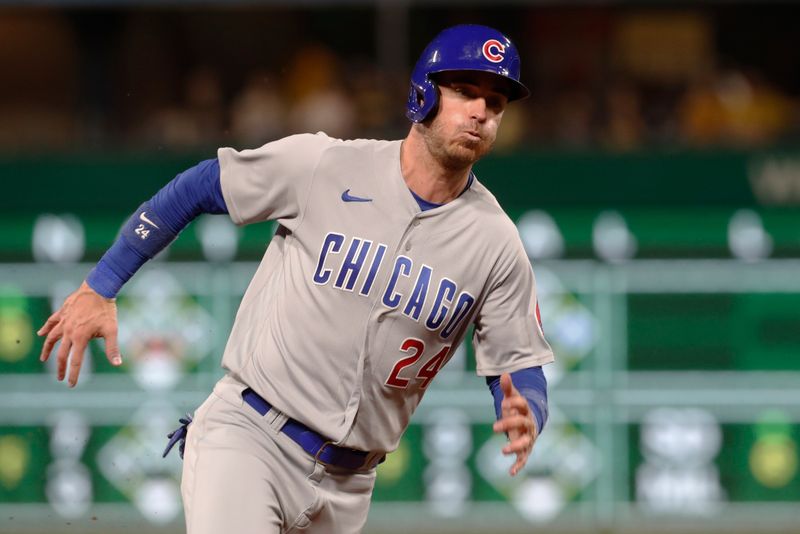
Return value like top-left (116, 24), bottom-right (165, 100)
top-left (341, 189), bottom-right (373, 203)
top-left (139, 211), bottom-right (160, 229)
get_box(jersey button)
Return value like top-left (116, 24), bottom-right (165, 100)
top-left (413, 220), bottom-right (421, 227)
top-left (405, 243), bottom-right (411, 251)
top-left (377, 316), bottom-right (385, 323)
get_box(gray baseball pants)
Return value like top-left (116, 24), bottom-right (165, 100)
top-left (180, 376), bottom-right (377, 533)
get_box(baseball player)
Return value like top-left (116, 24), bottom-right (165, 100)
top-left (38, 24), bottom-right (553, 533)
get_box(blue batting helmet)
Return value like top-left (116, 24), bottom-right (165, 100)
top-left (406, 24), bottom-right (530, 123)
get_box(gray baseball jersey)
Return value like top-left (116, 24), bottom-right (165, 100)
top-left (216, 132), bottom-right (553, 453)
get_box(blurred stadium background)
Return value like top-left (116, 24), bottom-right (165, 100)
top-left (1, 1), bottom-right (799, 533)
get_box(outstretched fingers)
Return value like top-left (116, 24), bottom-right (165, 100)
top-left (494, 413), bottom-right (534, 435)
top-left (503, 432), bottom-right (533, 455)
top-left (499, 372), bottom-right (515, 398)
top-left (39, 282), bottom-right (122, 387)
top-left (55, 336), bottom-right (73, 382)
top-left (67, 337), bottom-right (90, 387)
top-left (510, 451), bottom-right (530, 477)
top-left (104, 328), bottom-right (123, 366)
top-left (37, 310), bottom-right (62, 337)
top-left (506, 429), bottom-right (534, 476)
top-left (494, 372), bottom-right (538, 476)
top-left (40, 324), bottom-right (64, 362)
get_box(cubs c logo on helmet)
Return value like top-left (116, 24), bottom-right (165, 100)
top-left (482, 39), bottom-right (506, 63)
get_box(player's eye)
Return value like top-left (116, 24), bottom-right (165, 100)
top-left (486, 95), bottom-right (505, 111)
top-left (453, 84), bottom-right (476, 98)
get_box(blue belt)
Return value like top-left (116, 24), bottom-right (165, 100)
top-left (242, 388), bottom-right (384, 471)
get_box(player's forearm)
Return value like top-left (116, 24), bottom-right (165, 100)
top-left (86, 158), bottom-right (227, 298)
top-left (487, 366), bottom-right (549, 433)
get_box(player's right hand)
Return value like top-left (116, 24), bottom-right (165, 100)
top-left (37, 281), bottom-right (123, 387)
top-left (493, 373), bottom-right (538, 476)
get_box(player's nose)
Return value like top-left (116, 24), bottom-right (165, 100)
top-left (469, 97), bottom-right (488, 122)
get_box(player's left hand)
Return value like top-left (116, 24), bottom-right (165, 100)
top-left (493, 373), bottom-right (538, 476)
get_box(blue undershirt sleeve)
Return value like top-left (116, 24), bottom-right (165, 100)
top-left (86, 159), bottom-right (227, 298)
top-left (486, 366), bottom-right (549, 434)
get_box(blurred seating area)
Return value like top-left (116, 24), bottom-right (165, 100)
top-left (0, 4), bottom-right (798, 153)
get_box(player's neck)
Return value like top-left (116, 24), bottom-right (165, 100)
top-left (400, 132), bottom-right (472, 205)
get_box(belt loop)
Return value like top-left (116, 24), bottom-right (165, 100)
top-left (267, 408), bottom-right (289, 431)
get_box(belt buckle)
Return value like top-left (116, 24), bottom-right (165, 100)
top-left (314, 441), bottom-right (335, 466)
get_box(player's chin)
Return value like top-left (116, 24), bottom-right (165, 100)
top-left (451, 139), bottom-right (493, 163)
top-left (441, 148), bottom-right (479, 169)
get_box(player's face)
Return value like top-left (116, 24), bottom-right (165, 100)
top-left (421, 71), bottom-right (511, 169)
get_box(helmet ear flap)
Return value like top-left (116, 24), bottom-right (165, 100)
top-left (406, 77), bottom-right (439, 123)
